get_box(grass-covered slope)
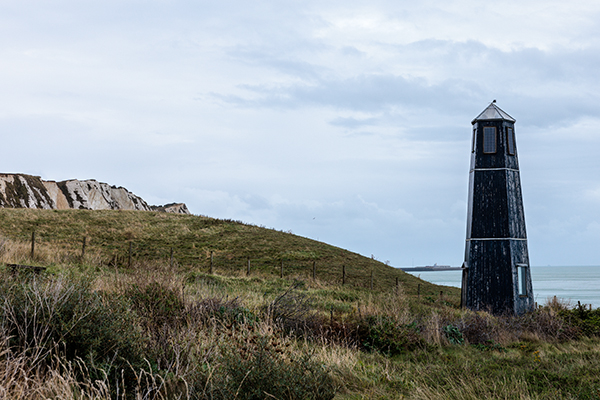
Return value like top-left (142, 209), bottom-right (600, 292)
top-left (3, 208), bottom-right (600, 399)
top-left (0, 208), bottom-right (460, 303)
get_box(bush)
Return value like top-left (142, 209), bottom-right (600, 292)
top-left (125, 281), bottom-right (186, 328)
top-left (360, 316), bottom-right (426, 355)
top-left (0, 273), bottom-right (145, 386)
top-left (456, 312), bottom-right (499, 345)
top-left (190, 331), bottom-right (336, 400)
top-left (559, 303), bottom-right (600, 337)
top-left (443, 324), bottom-right (464, 345)
top-left (267, 282), bottom-right (314, 333)
top-left (188, 296), bottom-right (258, 327)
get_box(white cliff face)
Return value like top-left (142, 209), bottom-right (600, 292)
top-left (0, 174), bottom-right (54, 209)
top-left (42, 181), bottom-right (71, 209)
top-left (0, 174), bottom-right (189, 214)
top-left (58, 179), bottom-right (151, 211)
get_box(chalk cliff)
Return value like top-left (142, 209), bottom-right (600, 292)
top-left (0, 174), bottom-right (190, 214)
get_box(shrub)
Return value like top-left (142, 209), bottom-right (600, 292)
top-left (360, 316), bottom-right (426, 355)
top-left (267, 282), bottom-right (314, 333)
top-left (0, 273), bottom-right (145, 387)
top-left (456, 312), bottom-right (499, 345)
top-left (188, 296), bottom-right (258, 327)
top-left (125, 281), bottom-right (186, 328)
top-left (443, 324), bottom-right (464, 345)
top-left (559, 303), bottom-right (600, 337)
top-left (519, 307), bottom-right (581, 342)
top-left (124, 281), bottom-right (190, 372)
top-left (190, 331), bottom-right (336, 400)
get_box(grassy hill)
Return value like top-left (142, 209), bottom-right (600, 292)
top-left (0, 208), bottom-right (460, 302)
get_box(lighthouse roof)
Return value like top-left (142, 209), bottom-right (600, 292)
top-left (471, 101), bottom-right (516, 125)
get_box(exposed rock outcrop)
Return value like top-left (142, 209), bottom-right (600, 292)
top-left (0, 174), bottom-right (190, 214)
top-left (150, 203), bottom-right (190, 214)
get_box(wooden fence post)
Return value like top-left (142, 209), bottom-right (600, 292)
top-left (342, 265), bottom-right (346, 285)
top-left (210, 251), bottom-right (214, 274)
top-left (128, 241), bottom-right (132, 268)
top-left (81, 236), bottom-right (87, 259)
top-left (396, 277), bottom-right (399, 292)
top-left (418, 283), bottom-right (421, 299)
top-left (30, 231), bottom-right (35, 260)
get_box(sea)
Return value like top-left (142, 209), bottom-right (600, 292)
top-left (403, 266), bottom-right (600, 308)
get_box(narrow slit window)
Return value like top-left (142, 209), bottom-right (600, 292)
top-left (517, 264), bottom-right (528, 296)
top-left (483, 127), bottom-right (496, 153)
top-left (506, 127), bottom-right (515, 155)
top-left (472, 128), bottom-right (476, 153)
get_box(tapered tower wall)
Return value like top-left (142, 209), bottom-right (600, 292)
top-left (462, 103), bottom-right (534, 315)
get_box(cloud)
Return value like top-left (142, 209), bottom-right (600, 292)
top-left (212, 38), bottom-right (600, 128)
top-left (1, 0), bottom-right (600, 267)
top-left (329, 116), bottom-right (380, 128)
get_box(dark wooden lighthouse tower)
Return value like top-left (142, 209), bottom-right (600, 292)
top-left (461, 101), bottom-right (534, 315)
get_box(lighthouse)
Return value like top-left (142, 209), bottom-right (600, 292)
top-left (461, 101), bottom-right (534, 315)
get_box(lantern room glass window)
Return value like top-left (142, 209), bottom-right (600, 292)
top-left (506, 127), bottom-right (515, 155)
top-left (483, 127), bottom-right (496, 154)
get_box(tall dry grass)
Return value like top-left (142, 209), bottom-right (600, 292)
top-left (0, 236), bottom-right (104, 268)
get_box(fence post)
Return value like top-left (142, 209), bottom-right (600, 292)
top-left (81, 236), bottom-right (87, 259)
top-left (210, 251), bottom-right (214, 274)
top-left (30, 231), bottom-right (35, 260)
top-left (396, 277), bottom-right (399, 292)
top-left (247, 257), bottom-right (251, 276)
top-left (312, 261), bottom-right (316, 280)
top-left (418, 283), bottom-right (421, 299)
top-left (342, 265), bottom-right (346, 285)
top-left (280, 259), bottom-right (283, 279)
top-left (128, 241), bottom-right (133, 268)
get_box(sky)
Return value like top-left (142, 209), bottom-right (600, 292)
top-left (1, 0), bottom-right (599, 267)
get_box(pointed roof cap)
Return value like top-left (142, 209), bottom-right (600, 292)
top-left (471, 100), bottom-right (516, 125)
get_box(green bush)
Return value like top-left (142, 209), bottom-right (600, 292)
top-left (190, 332), bottom-right (336, 400)
top-left (0, 273), bottom-right (145, 386)
top-left (443, 324), bottom-right (464, 345)
top-left (188, 296), bottom-right (258, 327)
top-left (559, 304), bottom-right (600, 337)
top-left (125, 282), bottom-right (185, 327)
top-left (360, 316), bottom-right (426, 355)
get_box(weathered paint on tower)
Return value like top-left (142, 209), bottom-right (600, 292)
top-left (461, 101), bottom-right (534, 315)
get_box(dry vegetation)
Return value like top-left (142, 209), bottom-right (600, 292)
top-left (1, 209), bottom-right (600, 399)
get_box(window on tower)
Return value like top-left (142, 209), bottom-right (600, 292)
top-left (483, 127), bottom-right (496, 153)
top-left (517, 264), bottom-right (528, 296)
top-left (507, 127), bottom-right (515, 155)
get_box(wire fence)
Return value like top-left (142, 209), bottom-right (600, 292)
top-left (5, 231), bottom-right (443, 297)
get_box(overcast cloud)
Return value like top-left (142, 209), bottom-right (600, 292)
top-left (1, 0), bottom-right (599, 267)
